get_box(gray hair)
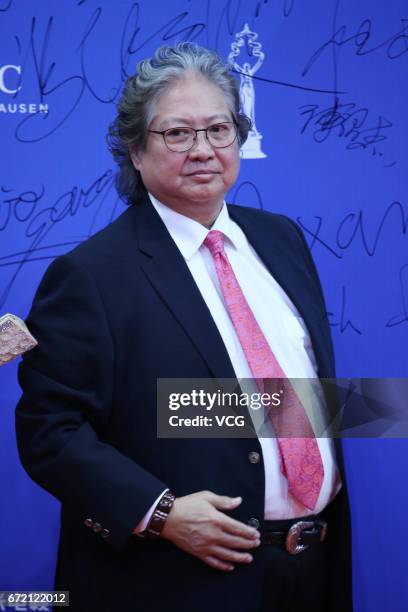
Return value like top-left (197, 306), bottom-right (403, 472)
top-left (107, 42), bottom-right (251, 205)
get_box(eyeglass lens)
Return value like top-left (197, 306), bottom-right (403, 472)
top-left (165, 123), bottom-right (236, 151)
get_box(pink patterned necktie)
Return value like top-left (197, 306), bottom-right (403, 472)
top-left (203, 230), bottom-right (324, 510)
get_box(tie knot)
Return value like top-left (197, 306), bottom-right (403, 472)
top-left (203, 230), bottom-right (225, 256)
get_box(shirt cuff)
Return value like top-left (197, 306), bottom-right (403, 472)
top-left (133, 488), bottom-right (169, 536)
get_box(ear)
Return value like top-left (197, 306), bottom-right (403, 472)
top-left (130, 148), bottom-right (142, 171)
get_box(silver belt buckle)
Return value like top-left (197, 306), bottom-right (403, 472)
top-left (285, 520), bottom-right (328, 555)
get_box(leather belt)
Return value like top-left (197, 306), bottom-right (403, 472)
top-left (262, 520), bottom-right (328, 555)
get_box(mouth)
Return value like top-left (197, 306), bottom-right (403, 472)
top-left (186, 170), bottom-right (219, 176)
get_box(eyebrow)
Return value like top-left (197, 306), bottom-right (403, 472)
top-left (157, 114), bottom-right (232, 129)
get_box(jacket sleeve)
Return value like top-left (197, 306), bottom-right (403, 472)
top-left (15, 253), bottom-right (167, 551)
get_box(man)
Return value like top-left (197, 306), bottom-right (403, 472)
top-left (16, 43), bottom-right (352, 611)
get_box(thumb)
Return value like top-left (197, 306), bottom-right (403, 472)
top-left (210, 494), bottom-right (242, 510)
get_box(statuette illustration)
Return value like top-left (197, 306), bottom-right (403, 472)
top-left (229, 23), bottom-right (266, 159)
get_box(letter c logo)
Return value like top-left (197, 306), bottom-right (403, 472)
top-left (0, 65), bottom-right (22, 94)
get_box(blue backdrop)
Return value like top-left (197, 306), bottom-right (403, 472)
top-left (1, 1), bottom-right (407, 610)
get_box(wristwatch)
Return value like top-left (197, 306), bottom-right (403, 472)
top-left (142, 490), bottom-right (176, 539)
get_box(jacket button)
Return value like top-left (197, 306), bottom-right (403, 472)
top-left (247, 517), bottom-right (260, 529)
top-left (248, 451), bottom-right (260, 464)
top-left (92, 522), bottom-right (102, 533)
top-left (101, 528), bottom-right (110, 538)
top-left (84, 518), bottom-right (93, 528)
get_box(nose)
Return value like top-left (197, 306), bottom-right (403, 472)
top-left (188, 130), bottom-right (215, 160)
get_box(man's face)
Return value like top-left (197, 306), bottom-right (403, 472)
top-left (131, 74), bottom-right (240, 222)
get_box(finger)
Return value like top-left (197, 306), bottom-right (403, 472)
top-left (217, 514), bottom-right (260, 539)
top-left (204, 492), bottom-right (242, 509)
top-left (202, 555), bottom-right (235, 572)
top-left (218, 533), bottom-right (261, 550)
top-left (211, 546), bottom-right (254, 564)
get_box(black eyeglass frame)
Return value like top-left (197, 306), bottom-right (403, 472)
top-left (147, 121), bottom-right (239, 152)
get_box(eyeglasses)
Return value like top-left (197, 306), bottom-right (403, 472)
top-left (147, 121), bottom-right (238, 152)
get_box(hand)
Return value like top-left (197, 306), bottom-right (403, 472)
top-left (161, 490), bottom-right (261, 572)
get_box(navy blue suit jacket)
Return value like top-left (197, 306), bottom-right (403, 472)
top-left (16, 194), bottom-right (352, 612)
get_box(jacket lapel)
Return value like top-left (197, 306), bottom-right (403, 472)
top-left (128, 196), bottom-right (236, 379)
top-left (228, 205), bottom-right (332, 378)
top-left (228, 206), bottom-right (340, 445)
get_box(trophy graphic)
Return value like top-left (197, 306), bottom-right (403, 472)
top-left (229, 23), bottom-right (266, 159)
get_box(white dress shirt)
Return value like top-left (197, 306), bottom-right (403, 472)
top-left (135, 194), bottom-right (340, 532)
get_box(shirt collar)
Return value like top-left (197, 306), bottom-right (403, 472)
top-left (148, 192), bottom-right (243, 260)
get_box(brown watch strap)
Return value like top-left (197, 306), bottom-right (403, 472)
top-left (144, 490), bottom-right (176, 539)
